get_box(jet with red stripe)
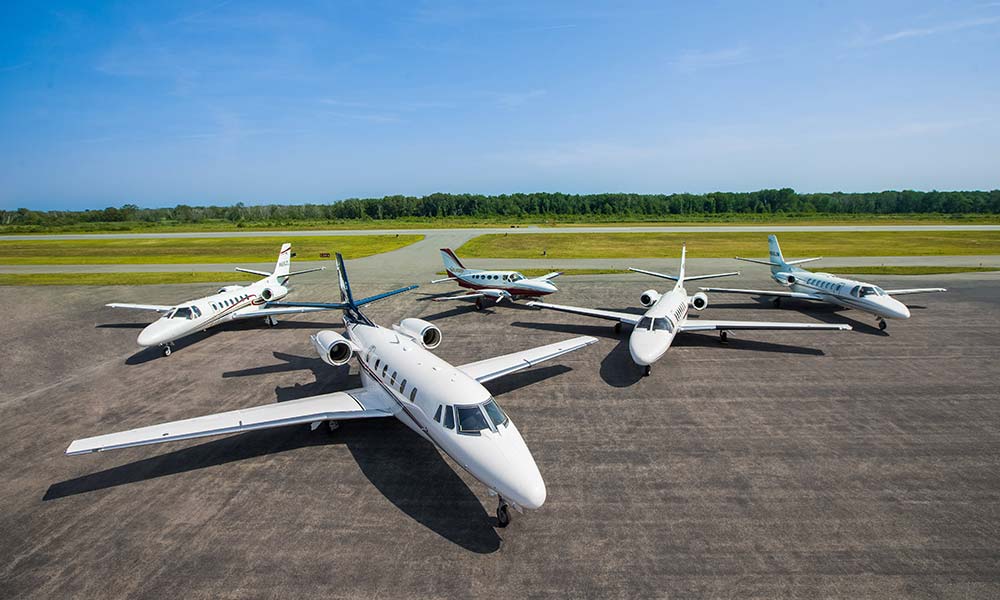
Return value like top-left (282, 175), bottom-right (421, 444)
top-left (431, 248), bottom-right (560, 309)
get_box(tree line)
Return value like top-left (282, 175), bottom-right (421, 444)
top-left (4, 189), bottom-right (1000, 227)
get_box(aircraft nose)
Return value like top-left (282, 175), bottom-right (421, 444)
top-left (886, 298), bottom-right (910, 320)
top-left (136, 320), bottom-right (173, 347)
top-left (514, 473), bottom-right (547, 510)
top-left (628, 332), bottom-right (668, 366)
top-left (540, 281), bottom-right (558, 293)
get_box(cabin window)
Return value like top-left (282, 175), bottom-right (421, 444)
top-left (433, 405), bottom-right (442, 422)
top-left (211, 303), bottom-right (217, 310)
top-left (374, 358), bottom-right (381, 369)
top-left (410, 388), bottom-right (418, 403)
top-left (399, 379), bottom-right (406, 393)
top-left (390, 371), bottom-right (397, 385)
top-left (381, 364), bottom-right (388, 378)
top-left (443, 405), bottom-right (455, 429)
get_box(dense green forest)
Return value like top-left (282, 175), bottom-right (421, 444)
top-left (3, 189), bottom-right (999, 228)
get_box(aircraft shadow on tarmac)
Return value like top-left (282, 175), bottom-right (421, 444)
top-left (223, 352), bottom-right (361, 402)
top-left (120, 320), bottom-right (345, 365)
top-left (43, 421), bottom-right (503, 553)
top-left (418, 300), bottom-right (535, 322)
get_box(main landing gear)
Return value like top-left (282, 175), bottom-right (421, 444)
top-left (614, 322), bottom-right (622, 335)
top-left (264, 316), bottom-right (278, 327)
top-left (772, 297), bottom-right (782, 308)
top-left (878, 318), bottom-right (887, 331)
top-left (719, 330), bottom-right (729, 344)
top-left (496, 497), bottom-right (511, 528)
top-left (475, 298), bottom-right (484, 311)
top-left (161, 344), bottom-right (173, 357)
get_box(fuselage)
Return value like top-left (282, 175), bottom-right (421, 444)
top-left (346, 318), bottom-right (547, 510)
top-left (777, 268), bottom-right (910, 320)
top-left (136, 278), bottom-right (289, 347)
top-left (450, 269), bottom-right (557, 298)
top-left (628, 285), bottom-right (689, 366)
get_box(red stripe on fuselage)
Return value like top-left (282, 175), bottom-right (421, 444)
top-left (456, 278), bottom-right (551, 297)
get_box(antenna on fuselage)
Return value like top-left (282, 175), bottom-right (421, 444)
top-left (261, 252), bottom-right (418, 325)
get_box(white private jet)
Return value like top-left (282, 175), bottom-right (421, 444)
top-left (107, 243), bottom-right (331, 356)
top-left (700, 235), bottom-right (947, 331)
top-left (431, 248), bottom-right (560, 308)
top-left (68, 253), bottom-right (597, 528)
top-left (527, 245), bottom-right (851, 376)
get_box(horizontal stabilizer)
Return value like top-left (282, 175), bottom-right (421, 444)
top-left (735, 257), bottom-right (782, 267)
top-left (430, 276), bottom-right (459, 284)
top-left (786, 257), bottom-right (822, 266)
top-left (106, 303), bottom-right (173, 312)
top-left (235, 267), bottom-right (272, 277)
top-left (284, 266), bottom-right (325, 277)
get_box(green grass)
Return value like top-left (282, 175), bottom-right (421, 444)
top-left (0, 234), bottom-right (423, 265)
top-left (0, 272), bottom-right (260, 286)
top-left (819, 266), bottom-right (1000, 276)
top-left (457, 231), bottom-right (1000, 259)
top-left (436, 268), bottom-right (622, 277)
top-left (2, 213), bottom-right (999, 235)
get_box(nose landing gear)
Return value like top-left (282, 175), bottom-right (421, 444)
top-left (878, 318), bottom-right (887, 331)
top-left (161, 344), bottom-right (173, 357)
top-left (496, 497), bottom-right (511, 528)
top-left (643, 365), bottom-right (651, 377)
top-left (719, 330), bottom-right (729, 344)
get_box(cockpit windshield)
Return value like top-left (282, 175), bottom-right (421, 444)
top-left (483, 398), bottom-right (508, 428)
top-left (858, 286), bottom-right (883, 297)
top-left (636, 317), bottom-right (672, 332)
top-left (168, 307), bottom-right (194, 319)
top-left (509, 273), bottom-right (524, 282)
top-left (456, 406), bottom-right (490, 434)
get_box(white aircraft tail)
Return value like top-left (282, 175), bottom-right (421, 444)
top-left (677, 244), bottom-right (687, 285)
top-left (274, 243), bottom-right (293, 278)
top-left (440, 248), bottom-right (468, 277)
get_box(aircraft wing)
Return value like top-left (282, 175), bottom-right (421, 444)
top-left (106, 302), bottom-right (174, 312)
top-left (66, 388), bottom-right (393, 456)
top-left (231, 305), bottom-right (339, 319)
top-left (699, 287), bottom-right (823, 300)
top-left (885, 287), bottom-right (947, 296)
top-left (526, 301), bottom-right (642, 325)
top-left (432, 292), bottom-right (488, 301)
top-left (457, 335), bottom-right (598, 383)
top-left (679, 319), bottom-right (851, 333)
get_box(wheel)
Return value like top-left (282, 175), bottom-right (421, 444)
top-left (614, 322), bottom-right (622, 335)
top-left (327, 421), bottom-right (340, 435)
top-left (475, 298), bottom-right (484, 310)
top-left (773, 298), bottom-right (782, 308)
top-left (643, 365), bottom-right (651, 377)
top-left (162, 345), bottom-right (171, 357)
top-left (879, 319), bottom-right (887, 331)
top-left (720, 331), bottom-right (728, 344)
top-left (496, 503), bottom-right (511, 528)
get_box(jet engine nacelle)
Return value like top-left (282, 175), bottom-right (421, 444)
top-left (396, 318), bottom-right (442, 349)
top-left (774, 272), bottom-right (796, 286)
top-left (688, 292), bottom-right (709, 311)
top-left (312, 330), bottom-right (354, 366)
top-left (259, 284), bottom-right (288, 302)
top-left (639, 289), bottom-right (661, 307)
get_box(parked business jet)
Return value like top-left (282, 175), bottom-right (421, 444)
top-left (107, 243), bottom-right (331, 356)
top-left (69, 254), bottom-right (597, 528)
top-left (700, 235), bottom-right (947, 330)
top-left (527, 245), bottom-right (850, 376)
top-left (431, 248), bottom-right (560, 308)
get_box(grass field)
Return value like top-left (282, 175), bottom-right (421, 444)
top-left (2, 213), bottom-right (999, 235)
top-left (819, 266), bottom-right (1000, 276)
top-left (0, 234), bottom-right (423, 265)
top-left (0, 272), bottom-right (259, 286)
top-left (457, 231), bottom-right (1000, 259)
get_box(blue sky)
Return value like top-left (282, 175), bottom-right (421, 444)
top-left (1, 1), bottom-right (998, 210)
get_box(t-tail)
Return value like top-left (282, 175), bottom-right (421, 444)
top-left (235, 243), bottom-right (325, 282)
top-left (440, 248), bottom-right (468, 278)
top-left (627, 243), bottom-right (739, 286)
top-left (735, 235), bottom-right (822, 273)
top-left (263, 253), bottom-right (418, 325)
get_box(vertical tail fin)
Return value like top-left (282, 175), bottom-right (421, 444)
top-left (677, 244), bottom-right (687, 285)
top-left (335, 253), bottom-right (354, 306)
top-left (767, 235), bottom-right (787, 273)
top-left (440, 248), bottom-right (467, 277)
top-left (274, 243), bottom-right (293, 278)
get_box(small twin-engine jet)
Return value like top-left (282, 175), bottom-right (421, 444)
top-left (69, 254), bottom-right (597, 528)
top-left (700, 235), bottom-right (947, 331)
top-left (527, 245), bottom-right (851, 376)
top-left (431, 248), bottom-right (560, 309)
top-left (106, 243), bottom-right (330, 356)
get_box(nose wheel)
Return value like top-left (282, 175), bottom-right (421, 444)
top-left (496, 497), bottom-right (511, 528)
top-left (161, 344), bottom-right (172, 357)
top-left (719, 330), bottom-right (729, 344)
top-left (643, 365), bottom-right (651, 377)
top-left (878, 318), bottom-right (887, 331)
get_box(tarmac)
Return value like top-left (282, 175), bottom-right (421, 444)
top-left (1, 268), bottom-right (998, 599)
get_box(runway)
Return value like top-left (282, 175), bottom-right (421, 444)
top-left (1, 271), bottom-right (998, 598)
